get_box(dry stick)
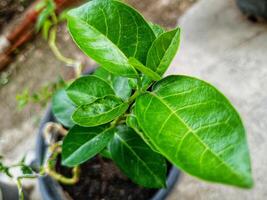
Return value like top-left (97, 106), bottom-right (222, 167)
top-left (45, 143), bottom-right (81, 185)
top-left (42, 123), bottom-right (80, 185)
top-left (48, 25), bottom-right (82, 77)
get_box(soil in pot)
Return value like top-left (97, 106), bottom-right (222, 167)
top-left (56, 155), bottom-right (160, 200)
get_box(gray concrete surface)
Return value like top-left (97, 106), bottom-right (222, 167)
top-left (167, 0), bottom-right (267, 199)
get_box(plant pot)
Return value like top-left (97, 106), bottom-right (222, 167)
top-left (236, 0), bottom-right (267, 20)
top-left (0, 181), bottom-right (29, 200)
top-left (35, 106), bottom-right (181, 200)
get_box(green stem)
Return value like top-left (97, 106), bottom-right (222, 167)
top-left (45, 166), bottom-right (80, 185)
top-left (48, 27), bottom-right (82, 77)
top-left (51, 12), bottom-right (58, 25)
top-left (127, 90), bottom-right (140, 104)
top-left (16, 178), bottom-right (24, 200)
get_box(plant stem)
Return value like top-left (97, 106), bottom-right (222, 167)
top-left (16, 178), bottom-right (24, 200)
top-left (48, 26), bottom-right (82, 77)
top-left (45, 166), bottom-right (80, 185)
top-left (48, 27), bottom-right (76, 65)
top-left (45, 143), bottom-right (81, 185)
top-left (127, 90), bottom-right (140, 105)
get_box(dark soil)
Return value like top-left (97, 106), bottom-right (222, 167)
top-left (57, 156), bottom-right (158, 200)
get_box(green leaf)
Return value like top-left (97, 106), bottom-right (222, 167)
top-left (146, 28), bottom-right (180, 75)
top-left (149, 22), bottom-right (165, 37)
top-left (94, 67), bottom-right (132, 100)
top-left (52, 89), bottom-right (75, 128)
top-left (72, 95), bottom-right (128, 127)
top-left (35, 0), bottom-right (55, 32)
top-left (42, 19), bottom-right (53, 40)
top-left (21, 165), bottom-right (33, 175)
top-left (135, 75), bottom-right (253, 188)
top-left (67, 75), bottom-right (115, 106)
top-left (67, 0), bottom-right (156, 78)
top-left (109, 125), bottom-right (167, 188)
top-left (128, 57), bottom-right (161, 81)
top-left (100, 148), bottom-right (112, 159)
top-left (62, 125), bottom-right (114, 166)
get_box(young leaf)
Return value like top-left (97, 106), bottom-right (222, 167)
top-left (52, 89), bottom-right (75, 128)
top-left (108, 125), bottom-right (167, 188)
top-left (146, 28), bottom-right (181, 75)
top-left (135, 75), bottom-right (253, 188)
top-left (72, 95), bottom-right (128, 127)
top-left (128, 57), bottom-right (161, 81)
top-left (67, 75), bottom-right (114, 106)
top-left (94, 67), bottom-right (132, 100)
top-left (67, 0), bottom-right (156, 78)
top-left (62, 125), bottom-right (114, 166)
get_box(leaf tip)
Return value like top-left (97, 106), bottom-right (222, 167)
top-left (241, 175), bottom-right (254, 189)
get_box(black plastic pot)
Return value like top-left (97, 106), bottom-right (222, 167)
top-left (236, 0), bottom-right (267, 20)
top-left (35, 106), bottom-right (181, 200)
top-left (0, 181), bottom-right (29, 200)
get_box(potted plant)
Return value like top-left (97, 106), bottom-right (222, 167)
top-left (1, 0), bottom-right (253, 199)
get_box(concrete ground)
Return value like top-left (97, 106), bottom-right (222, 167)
top-left (167, 0), bottom-right (267, 199)
top-left (1, 0), bottom-right (266, 199)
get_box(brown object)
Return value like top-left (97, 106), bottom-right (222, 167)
top-left (0, 0), bottom-right (81, 71)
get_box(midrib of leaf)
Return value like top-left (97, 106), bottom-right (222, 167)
top-left (156, 29), bottom-right (180, 74)
top-left (115, 7), bottom-right (122, 46)
top-left (114, 0), bottom-right (157, 42)
top-left (115, 133), bottom-right (164, 186)
top-left (75, 103), bottom-right (128, 119)
top-left (99, 7), bottom-right (109, 37)
top-left (145, 92), bottom-right (250, 182)
top-left (63, 128), bottom-right (113, 164)
top-left (124, 8), bottom-right (139, 58)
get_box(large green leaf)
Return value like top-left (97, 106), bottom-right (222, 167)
top-left (66, 75), bottom-right (114, 106)
top-left (94, 67), bottom-right (132, 100)
top-left (142, 28), bottom-right (180, 88)
top-left (52, 89), bottom-right (75, 128)
top-left (108, 125), bottom-right (167, 188)
top-left (67, 0), bottom-right (156, 77)
top-left (62, 125), bottom-right (114, 166)
top-left (135, 75), bottom-right (253, 188)
top-left (72, 95), bottom-right (128, 127)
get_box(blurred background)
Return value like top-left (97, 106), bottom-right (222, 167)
top-left (0, 0), bottom-right (266, 199)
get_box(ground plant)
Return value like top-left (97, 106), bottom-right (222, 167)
top-left (0, 0), bottom-right (253, 199)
